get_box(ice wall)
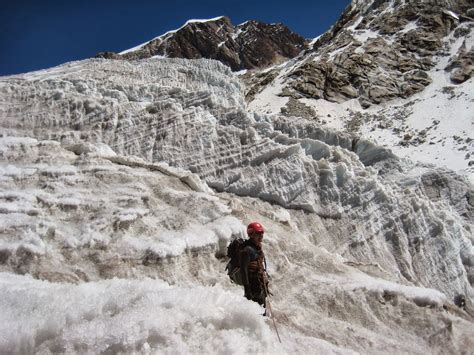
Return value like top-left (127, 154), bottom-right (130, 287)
top-left (0, 57), bottom-right (472, 299)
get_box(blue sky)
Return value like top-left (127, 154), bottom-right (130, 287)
top-left (1, 0), bottom-right (351, 76)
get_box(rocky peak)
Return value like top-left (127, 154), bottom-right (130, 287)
top-left (233, 20), bottom-right (308, 69)
top-left (97, 16), bottom-right (308, 71)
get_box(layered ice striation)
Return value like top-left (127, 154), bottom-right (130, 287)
top-left (0, 58), bottom-right (472, 299)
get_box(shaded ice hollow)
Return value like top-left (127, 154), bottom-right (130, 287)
top-left (0, 57), bottom-right (473, 353)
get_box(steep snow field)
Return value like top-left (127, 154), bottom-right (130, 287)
top-left (0, 57), bottom-right (473, 353)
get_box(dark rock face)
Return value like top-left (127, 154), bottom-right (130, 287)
top-left (234, 20), bottom-right (307, 69)
top-left (446, 46), bottom-right (474, 84)
top-left (97, 17), bottom-right (308, 71)
top-left (95, 51), bottom-right (121, 60)
top-left (278, 0), bottom-right (472, 107)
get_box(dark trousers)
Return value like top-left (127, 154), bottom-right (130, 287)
top-left (245, 276), bottom-right (266, 306)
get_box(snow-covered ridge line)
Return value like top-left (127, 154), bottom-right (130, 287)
top-left (120, 16), bottom-right (227, 54)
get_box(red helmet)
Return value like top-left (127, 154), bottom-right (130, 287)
top-left (247, 222), bottom-right (264, 235)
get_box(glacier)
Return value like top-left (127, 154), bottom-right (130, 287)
top-left (0, 57), bottom-right (473, 353)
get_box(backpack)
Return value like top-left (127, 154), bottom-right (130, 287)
top-left (225, 238), bottom-right (245, 285)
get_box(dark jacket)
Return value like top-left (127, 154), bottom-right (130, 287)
top-left (239, 239), bottom-right (267, 306)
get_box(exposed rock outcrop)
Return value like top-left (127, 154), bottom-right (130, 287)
top-left (445, 42), bottom-right (474, 84)
top-left (278, 0), bottom-right (471, 107)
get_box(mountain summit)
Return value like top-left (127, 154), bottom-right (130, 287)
top-left (97, 16), bottom-right (308, 71)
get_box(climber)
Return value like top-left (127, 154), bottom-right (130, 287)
top-left (239, 221), bottom-right (269, 309)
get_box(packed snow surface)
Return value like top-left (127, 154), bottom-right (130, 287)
top-left (1, 273), bottom-right (278, 354)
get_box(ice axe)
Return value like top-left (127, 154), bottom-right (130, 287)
top-left (264, 279), bottom-right (282, 343)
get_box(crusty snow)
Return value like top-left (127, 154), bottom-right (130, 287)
top-left (0, 56), bottom-right (473, 353)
